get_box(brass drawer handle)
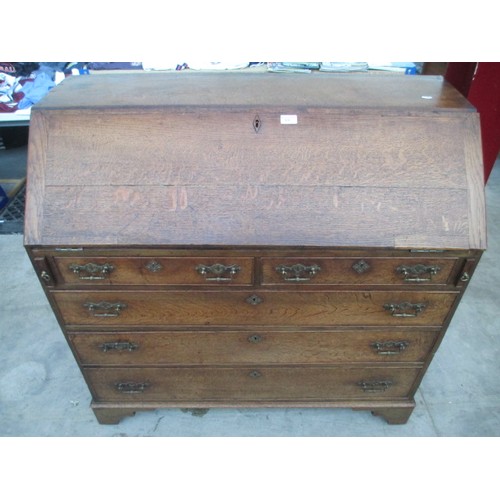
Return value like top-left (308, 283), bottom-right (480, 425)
top-left (358, 380), bottom-right (393, 393)
top-left (115, 382), bottom-right (149, 393)
top-left (371, 341), bottom-right (409, 355)
top-left (396, 264), bottom-right (441, 282)
top-left (383, 302), bottom-right (426, 318)
top-left (275, 263), bottom-right (321, 282)
top-left (101, 341), bottom-right (138, 352)
top-left (195, 263), bottom-right (241, 282)
top-left (40, 270), bottom-right (52, 283)
top-left (84, 301), bottom-right (127, 317)
top-left (69, 262), bottom-right (115, 280)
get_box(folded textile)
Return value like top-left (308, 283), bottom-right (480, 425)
top-left (367, 62), bottom-right (418, 74)
top-left (88, 62), bottom-right (143, 70)
top-left (187, 62), bottom-right (249, 71)
top-left (320, 62), bottom-right (368, 72)
top-left (18, 72), bottom-right (55, 109)
top-left (0, 73), bottom-right (27, 112)
top-left (267, 62), bottom-right (314, 73)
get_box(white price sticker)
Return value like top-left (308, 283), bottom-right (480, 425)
top-left (280, 114), bottom-right (298, 125)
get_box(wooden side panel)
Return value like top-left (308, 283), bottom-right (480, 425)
top-left (23, 111), bottom-right (48, 246)
top-left (463, 113), bottom-right (487, 249)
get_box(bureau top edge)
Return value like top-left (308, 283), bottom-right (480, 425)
top-left (24, 245), bottom-right (484, 256)
top-left (32, 73), bottom-right (475, 112)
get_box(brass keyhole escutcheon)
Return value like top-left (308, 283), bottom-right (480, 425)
top-left (248, 334), bottom-right (263, 344)
top-left (253, 115), bottom-right (261, 133)
top-left (246, 294), bottom-right (263, 305)
top-left (249, 370), bottom-right (262, 379)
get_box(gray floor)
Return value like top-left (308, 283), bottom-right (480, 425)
top-left (1, 148), bottom-right (499, 436)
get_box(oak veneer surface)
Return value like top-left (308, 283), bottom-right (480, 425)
top-left (24, 73), bottom-right (486, 249)
top-left (69, 329), bottom-right (439, 366)
top-left (53, 290), bottom-right (457, 328)
top-left (31, 72), bottom-right (474, 110)
top-left (23, 74), bottom-right (486, 425)
top-left (85, 366), bottom-right (422, 402)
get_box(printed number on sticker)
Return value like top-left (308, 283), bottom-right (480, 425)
top-left (280, 115), bottom-right (298, 125)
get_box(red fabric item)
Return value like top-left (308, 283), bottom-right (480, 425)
top-left (0, 75), bottom-right (30, 112)
top-left (445, 62), bottom-right (500, 183)
top-left (445, 62), bottom-right (477, 96)
top-left (467, 63), bottom-right (500, 183)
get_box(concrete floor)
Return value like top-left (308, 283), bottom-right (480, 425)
top-left (1, 144), bottom-right (499, 436)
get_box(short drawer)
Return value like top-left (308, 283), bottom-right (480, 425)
top-left (52, 257), bottom-right (254, 286)
top-left (85, 366), bottom-right (421, 402)
top-left (261, 257), bottom-right (460, 286)
top-left (69, 330), bottom-right (438, 366)
top-left (53, 290), bottom-right (457, 327)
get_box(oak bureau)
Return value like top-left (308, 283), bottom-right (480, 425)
top-left (24, 72), bottom-right (486, 424)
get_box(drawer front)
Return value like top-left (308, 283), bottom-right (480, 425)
top-left (261, 257), bottom-right (458, 286)
top-left (53, 290), bottom-right (457, 327)
top-left (53, 257), bottom-right (254, 286)
top-left (85, 366), bottom-right (421, 402)
top-left (70, 330), bottom-right (438, 366)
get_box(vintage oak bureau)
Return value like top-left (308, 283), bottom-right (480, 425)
top-left (24, 73), bottom-right (486, 424)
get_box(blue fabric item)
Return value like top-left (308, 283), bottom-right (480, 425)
top-left (18, 72), bottom-right (55, 109)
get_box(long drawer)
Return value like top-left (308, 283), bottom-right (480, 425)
top-left (70, 329), bottom-right (438, 366)
top-left (53, 290), bottom-right (458, 327)
top-left (85, 366), bottom-right (422, 402)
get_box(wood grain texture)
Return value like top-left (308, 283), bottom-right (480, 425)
top-left (23, 111), bottom-right (48, 245)
top-left (261, 257), bottom-right (459, 286)
top-left (85, 365), bottom-right (421, 402)
top-left (39, 184), bottom-right (470, 248)
top-left (69, 329), bottom-right (438, 366)
top-left (35, 73), bottom-right (473, 111)
top-left (53, 256), bottom-right (254, 286)
top-left (52, 290), bottom-right (457, 327)
top-left (463, 113), bottom-right (487, 249)
top-left (23, 74), bottom-right (486, 425)
top-left (43, 111), bottom-right (466, 189)
top-left (25, 75), bottom-right (485, 249)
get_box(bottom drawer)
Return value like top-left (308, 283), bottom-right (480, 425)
top-left (85, 366), bottom-right (421, 403)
